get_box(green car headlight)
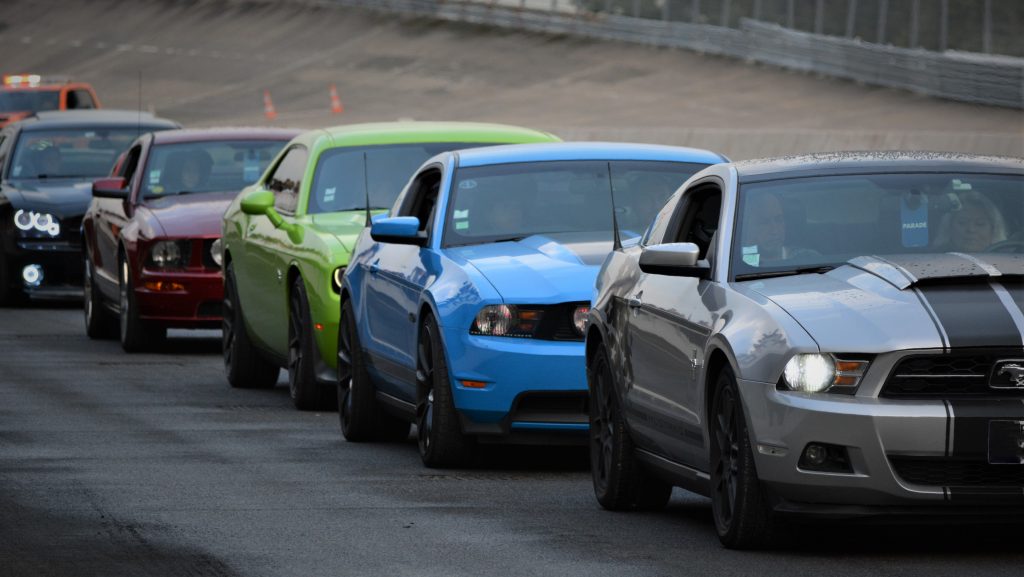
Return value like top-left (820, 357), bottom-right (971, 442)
top-left (332, 266), bottom-right (345, 294)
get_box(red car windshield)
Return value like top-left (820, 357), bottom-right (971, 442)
top-left (141, 140), bottom-right (288, 198)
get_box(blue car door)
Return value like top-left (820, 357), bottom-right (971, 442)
top-left (362, 167), bottom-right (445, 403)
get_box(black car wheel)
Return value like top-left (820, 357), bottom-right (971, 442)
top-left (336, 299), bottom-right (409, 442)
top-left (417, 313), bottom-right (474, 468)
top-left (287, 276), bottom-right (335, 411)
top-left (119, 256), bottom-right (165, 352)
top-left (710, 366), bottom-right (774, 550)
top-left (588, 346), bottom-right (672, 511)
top-left (223, 262), bottom-right (279, 389)
top-left (83, 253), bottom-right (117, 339)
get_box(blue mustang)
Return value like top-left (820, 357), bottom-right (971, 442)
top-left (337, 142), bottom-right (726, 467)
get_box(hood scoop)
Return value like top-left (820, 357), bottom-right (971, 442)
top-left (849, 253), bottom-right (1024, 290)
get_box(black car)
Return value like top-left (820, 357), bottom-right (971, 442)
top-left (0, 110), bottom-right (179, 303)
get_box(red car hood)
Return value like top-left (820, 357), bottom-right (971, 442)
top-left (139, 191), bottom-right (235, 238)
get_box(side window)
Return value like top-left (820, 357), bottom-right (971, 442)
top-left (119, 145), bottom-right (143, 187)
top-left (0, 134), bottom-right (7, 170)
top-left (672, 186), bottom-right (722, 261)
top-left (73, 90), bottom-right (96, 110)
top-left (398, 168), bottom-right (443, 234)
top-left (267, 146), bottom-right (308, 215)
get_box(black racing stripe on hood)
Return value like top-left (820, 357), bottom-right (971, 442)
top-left (917, 284), bottom-right (1022, 348)
top-left (946, 400), bottom-right (1024, 502)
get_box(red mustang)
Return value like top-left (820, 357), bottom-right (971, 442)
top-left (82, 128), bottom-right (299, 352)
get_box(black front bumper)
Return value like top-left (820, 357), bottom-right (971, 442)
top-left (4, 237), bottom-right (84, 301)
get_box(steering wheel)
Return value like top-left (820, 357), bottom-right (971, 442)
top-left (985, 240), bottom-right (1024, 254)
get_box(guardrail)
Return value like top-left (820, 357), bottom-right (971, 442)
top-left (327, 0), bottom-right (1024, 109)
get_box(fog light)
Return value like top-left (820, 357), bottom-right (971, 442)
top-left (22, 264), bottom-right (43, 287)
top-left (799, 442), bottom-right (853, 473)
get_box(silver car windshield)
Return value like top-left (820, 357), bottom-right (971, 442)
top-left (732, 172), bottom-right (1024, 278)
top-left (444, 160), bottom-right (707, 247)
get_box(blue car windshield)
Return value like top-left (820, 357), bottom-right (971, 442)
top-left (308, 143), bottom-right (495, 214)
top-left (8, 128), bottom-right (144, 180)
top-left (443, 160), bottom-right (707, 247)
top-left (142, 140), bottom-right (287, 198)
top-left (732, 172), bottom-right (1024, 277)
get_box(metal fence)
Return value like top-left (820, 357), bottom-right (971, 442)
top-left (328, 0), bottom-right (1024, 109)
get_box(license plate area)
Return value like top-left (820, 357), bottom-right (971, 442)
top-left (988, 420), bottom-right (1024, 464)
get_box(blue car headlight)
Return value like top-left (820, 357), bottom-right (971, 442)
top-left (471, 305), bottom-right (542, 338)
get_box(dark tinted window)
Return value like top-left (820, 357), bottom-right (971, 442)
top-left (732, 173), bottom-right (1024, 276)
top-left (308, 143), bottom-right (490, 215)
top-left (268, 146), bottom-right (308, 214)
top-left (9, 128), bottom-right (158, 179)
top-left (0, 89), bottom-right (61, 113)
top-left (68, 90), bottom-right (95, 110)
top-left (142, 140), bottom-right (287, 198)
top-left (443, 160), bottom-right (706, 247)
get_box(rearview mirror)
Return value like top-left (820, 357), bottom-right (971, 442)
top-left (240, 189), bottom-right (274, 216)
top-left (639, 242), bottom-right (710, 278)
top-left (92, 177), bottom-right (129, 199)
top-left (370, 216), bottom-right (426, 246)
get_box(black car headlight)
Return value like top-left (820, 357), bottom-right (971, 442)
top-left (780, 354), bottom-right (870, 394)
top-left (13, 209), bottom-right (60, 237)
top-left (147, 240), bottom-right (191, 269)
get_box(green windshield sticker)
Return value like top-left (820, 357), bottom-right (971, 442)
top-left (455, 221), bottom-right (469, 230)
top-left (742, 245), bottom-right (759, 266)
top-left (454, 209), bottom-right (469, 219)
top-left (324, 187), bottom-right (336, 203)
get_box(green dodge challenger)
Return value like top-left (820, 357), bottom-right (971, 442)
top-left (221, 122), bottom-right (559, 409)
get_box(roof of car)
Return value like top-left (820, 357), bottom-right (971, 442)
top-left (306, 121), bottom-right (558, 148)
top-left (454, 142), bottom-right (727, 168)
top-left (732, 151), bottom-right (1024, 183)
top-left (15, 109), bottom-right (179, 131)
top-left (151, 127), bottom-right (301, 144)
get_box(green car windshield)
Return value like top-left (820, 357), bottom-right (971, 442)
top-left (142, 140), bottom-right (286, 198)
top-left (732, 172), bottom-right (1024, 278)
top-left (308, 143), bottom-right (490, 214)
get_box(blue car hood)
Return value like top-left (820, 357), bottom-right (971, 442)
top-left (445, 231), bottom-right (612, 303)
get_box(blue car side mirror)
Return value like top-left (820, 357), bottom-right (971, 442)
top-left (370, 216), bottom-right (426, 247)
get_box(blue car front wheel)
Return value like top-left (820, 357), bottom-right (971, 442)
top-left (417, 313), bottom-right (475, 468)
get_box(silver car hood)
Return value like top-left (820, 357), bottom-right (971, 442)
top-left (742, 254), bottom-right (1024, 353)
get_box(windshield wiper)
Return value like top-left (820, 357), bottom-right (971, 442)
top-left (735, 265), bottom-right (836, 281)
top-left (489, 235), bottom-right (527, 244)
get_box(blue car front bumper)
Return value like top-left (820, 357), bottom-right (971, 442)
top-left (441, 327), bottom-right (589, 441)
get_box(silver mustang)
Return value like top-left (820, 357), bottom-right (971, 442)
top-left (585, 152), bottom-right (1024, 549)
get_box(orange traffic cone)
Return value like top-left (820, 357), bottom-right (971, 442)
top-left (329, 84), bottom-right (344, 115)
top-left (263, 90), bottom-right (278, 121)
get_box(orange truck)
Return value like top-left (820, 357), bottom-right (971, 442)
top-left (0, 74), bottom-right (101, 127)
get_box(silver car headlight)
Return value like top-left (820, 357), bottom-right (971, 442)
top-left (782, 354), bottom-right (870, 393)
top-left (14, 209), bottom-right (60, 236)
top-left (147, 240), bottom-right (191, 269)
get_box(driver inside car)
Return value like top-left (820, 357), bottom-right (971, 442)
top-left (933, 190), bottom-right (1008, 252)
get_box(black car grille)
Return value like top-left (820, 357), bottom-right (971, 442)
top-left (891, 457), bottom-right (1024, 487)
top-left (880, 349), bottom-right (1024, 398)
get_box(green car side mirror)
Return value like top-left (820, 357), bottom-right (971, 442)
top-left (240, 189), bottom-right (274, 215)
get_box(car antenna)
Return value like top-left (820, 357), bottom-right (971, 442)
top-left (606, 162), bottom-right (622, 251)
top-left (363, 151), bottom-right (372, 227)
top-left (136, 70), bottom-right (142, 139)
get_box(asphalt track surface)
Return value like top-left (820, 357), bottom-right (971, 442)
top-left (2, 0), bottom-right (1021, 158)
top-left (3, 1), bottom-right (1024, 575)
top-left (5, 308), bottom-right (1024, 577)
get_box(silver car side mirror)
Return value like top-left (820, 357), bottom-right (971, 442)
top-left (639, 242), bottom-right (710, 278)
